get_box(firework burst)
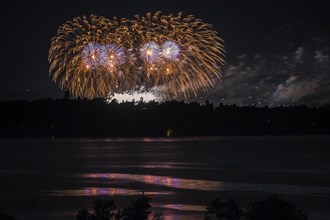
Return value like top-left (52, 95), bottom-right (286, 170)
top-left (82, 43), bottom-right (105, 69)
top-left (48, 12), bottom-right (225, 99)
top-left (161, 41), bottom-right (180, 60)
top-left (131, 12), bottom-right (225, 98)
top-left (102, 44), bottom-right (126, 72)
top-left (139, 42), bottom-right (161, 63)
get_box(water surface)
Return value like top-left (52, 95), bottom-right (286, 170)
top-left (1, 136), bottom-right (330, 219)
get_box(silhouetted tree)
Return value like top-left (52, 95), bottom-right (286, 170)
top-left (92, 199), bottom-right (119, 220)
top-left (246, 196), bottom-right (308, 220)
top-left (205, 198), bottom-right (244, 220)
top-left (76, 196), bottom-right (152, 220)
top-left (76, 199), bottom-right (120, 220)
top-left (122, 196), bottom-right (152, 220)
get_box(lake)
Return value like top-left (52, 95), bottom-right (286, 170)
top-left (1, 136), bottom-right (330, 219)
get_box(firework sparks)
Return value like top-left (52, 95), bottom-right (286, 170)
top-left (139, 42), bottom-right (161, 63)
top-left (103, 44), bottom-right (126, 71)
top-left (161, 41), bottom-right (180, 60)
top-left (82, 43), bottom-right (105, 69)
top-left (48, 12), bottom-right (225, 99)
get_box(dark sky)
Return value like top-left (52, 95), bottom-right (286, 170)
top-left (0, 0), bottom-right (329, 102)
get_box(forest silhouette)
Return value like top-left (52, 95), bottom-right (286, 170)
top-left (0, 98), bottom-right (329, 137)
top-left (1, 195), bottom-right (309, 220)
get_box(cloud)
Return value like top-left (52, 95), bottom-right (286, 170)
top-left (314, 51), bottom-right (329, 62)
top-left (295, 47), bottom-right (304, 62)
top-left (201, 22), bottom-right (330, 106)
top-left (272, 78), bottom-right (319, 103)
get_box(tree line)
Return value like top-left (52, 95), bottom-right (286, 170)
top-left (0, 195), bottom-right (309, 220)
top-left (0, 98), bottom-right (329, 137)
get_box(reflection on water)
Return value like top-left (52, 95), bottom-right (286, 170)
top-left (159, 204), bottom-right (205, 212)
top-left (83, 173), bottom-right (330, 196)
top-left (93, 162), bottom-right (217, 170)
top-left (48, 187), bottom-right (172, 196)
top-left (2, 137), bottom-right (330, 220)
top-left (84, 173), bottom-right (222, 191)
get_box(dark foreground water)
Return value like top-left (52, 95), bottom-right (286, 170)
top-left (1, 136), bottom-right (330, 220)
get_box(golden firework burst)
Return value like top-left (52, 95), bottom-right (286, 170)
top-left (48, 12), bottom-right (225, 99)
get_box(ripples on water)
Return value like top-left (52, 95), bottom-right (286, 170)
top-left (1, 137), bottom-right (330, 220)
top-left (83, 173), bottom-right (222, 191)
top-left (46, 172), bottom-right (330, 197)
top-left (48, 187), bottom-right (173, 196)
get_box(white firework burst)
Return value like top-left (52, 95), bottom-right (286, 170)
top-left (103, 44), bottom-right (126, 71)
top-left (139, 42), bottom-right (161, 63)
top-left (161, 41), bottom-right (180, 60)
top-left (81, 43), bottom-right (105, 69)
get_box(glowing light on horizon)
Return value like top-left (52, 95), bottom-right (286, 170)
top-left (108, 90), bottom-right (162, 103)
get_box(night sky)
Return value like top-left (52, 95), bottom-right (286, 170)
top-left (0, 0), bottom-right (329, 105)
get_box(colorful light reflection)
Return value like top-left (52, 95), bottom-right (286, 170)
top-left (84, 173), bottom-right (222, 191)
top-left (48, 187), bottom-right (172, 196)
top-left (160, 204), bottom-right (205, 212)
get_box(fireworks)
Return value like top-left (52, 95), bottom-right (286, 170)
top-left (139, 42), bottom-right (161, 63)
top-left (82, 43), bottom-right (105, 69)
top-left (103, 44), bottom-right (126, 71)
top-left (48, 12), bottom-right (225, 99)
top-left (161, 41), bottom-right (180, 60)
